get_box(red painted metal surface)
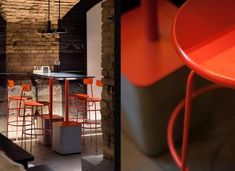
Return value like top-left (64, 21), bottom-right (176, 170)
top-left (53, 121), bottom-right (81, 127)
top-left (65, 80), bottom-right (69, 124)
top-left (96, 80), bottom-right (103, 87)
top-left (167, 84), bottom-right (223, 170)
top-left (181, 71), bottom-right (195, 171)
top-left (173, 0), bottom-right (235, 89)
top-left (121, 0), bottom-right (182, 86)
top-left (8, 80), bottom-right (14, 88)
top-left (169, 0), bottom-right (235, 170)
top-left (46, 78), bottom-right (72, 140)
top-left (83, 78), bottom-right (93, 85)
top-left (141, 0), bottom-right (159, 41)
top-left (49, 79), bottom-right (53, 130)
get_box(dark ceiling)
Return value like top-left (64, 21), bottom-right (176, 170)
top-left (121, 0), bottom-right (187, 14)
top-left (77, 0), bottom-right (102, 12)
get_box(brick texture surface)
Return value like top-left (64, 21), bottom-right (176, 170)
top-left (101, 0), bottom-right (114, 162)
top-left (0, 0), bottom-right (86, 72)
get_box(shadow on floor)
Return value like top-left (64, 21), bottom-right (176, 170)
top-left (122, 89), bottom-right (235, 171)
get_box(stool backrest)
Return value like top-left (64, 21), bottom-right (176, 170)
top-left (83, 78), bottom-right (93, 85)
top-left (22, 84), bottom-right (31, 92)
top-left (17, 84), bottom-right (31, 116)
top-left (8, 80), bottom-right (15, 88)
top-left (83, 78), bottom-right (93, 97)
top-left (96, 80), bottom-right (103, 87)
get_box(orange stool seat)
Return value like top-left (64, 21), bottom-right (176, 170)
top-left (167, 0), bottom-right (235, 171)
top-left (24, 101), bottom-right (45, 107)
top-left (6, 81), bottom-right (33, 139)
top-left (86, 97), bottom-right (101, 102)
top-left (36, 101), bottom-right (50, 106)
top-left (69, 78), bottom-right (94, 119)
top-left (8, 96), bottom-right (30, 101)
top-left (73, 93), bottom-right (90, 100)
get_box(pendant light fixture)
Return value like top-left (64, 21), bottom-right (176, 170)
top-left (54, 0), bottom-right (66, 33)
top-left (43, 0), bottom-right (53, 33)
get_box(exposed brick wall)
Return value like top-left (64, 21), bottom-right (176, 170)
top-left (0, 15), bottom-right (6, 73)
top-left (101, 0), bottom-right (114, 162)
top-left (6, 23), bottom-right (59, 72)
top-left (1, 0), bottom-right (79, 23)
top-left (0, 0), bottom-right (88, 73)
top-left (0, 15), bottom-right (6, 116)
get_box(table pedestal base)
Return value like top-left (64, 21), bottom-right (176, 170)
top-left (38, 114), bottom-right (64, 145)
top-left (52, 121), bottom-right (81, 154)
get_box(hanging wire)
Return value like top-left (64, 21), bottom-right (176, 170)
top-left (58, 0), bottom-right (61, 20)
top-left (43, 0), bottom-right (52, 33)
top-left (48, 0), bottom-right (50, 21)
top-left (55, 0), bottom-right (66, 33)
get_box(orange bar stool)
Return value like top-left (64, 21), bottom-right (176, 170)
top-left (77, 80), bottom-right (103, 152)
top-left (6, 80), bottom-right (32, 139)
top-left (6, 82), bottom-right (50, 155)
top-left (69, 78), bottom-right (93, 122)
top-left (19, 84), bottom-right (50, 154)
top-left (21, 99), bottom-right (50, 153)
top-left (167, 0), bottom-right (235, 171)
top-left (68, 78), bottom-right (93, 145)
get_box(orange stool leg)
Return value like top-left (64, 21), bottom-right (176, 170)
top-left (71, 97), bottom-right (75, 121)
top-left (16, 100), bottom-right (19, 141)
top-left (21, 106), bottom-right (26, 148)
top-left (181, 71), bottom-right (195, 171)
top-left (94, 102), bottom-right (97, 152)
top-left (82, 101), bottom-right (86, 144)
top-left (76, 100), bottom-right (78, 122)
top-left (167, 72), bottom-right (224, 171)
top-left (41, 106), bottom-right (45, 160)
top-left (30, 106), bottom-right (34, 153)
top-left (6, 99), bottom-right (10, 138)
top-left (88, 103), bottom-right (92, 142)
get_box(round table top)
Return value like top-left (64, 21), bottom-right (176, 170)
top-left (173, 0), bottom-right (235, 88)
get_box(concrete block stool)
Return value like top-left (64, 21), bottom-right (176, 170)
top-left (38, 114), bottom-right (64, 145)
top-left (27, 165), bottom-right (54, 171)
top-left (52, 121), bottom-right (81, 154)
top-left (121, 0), bottom-right (214, 156)
top-left (121, 67), bottom-right (213, 156)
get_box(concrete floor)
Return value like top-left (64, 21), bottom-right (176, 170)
top-left (0, 116), bottom-right (103, 171)
top-left (27, 135), bottom-right (103, 171)
top-left (122, 89), bottom-right (235, 171)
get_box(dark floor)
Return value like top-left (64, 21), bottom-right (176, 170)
top-left (0, 116), bottom-right (103, 171)
top-left (122, 89), bottom-right (235, 171)
top-left (27, 135), bottom-right (103, 171)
